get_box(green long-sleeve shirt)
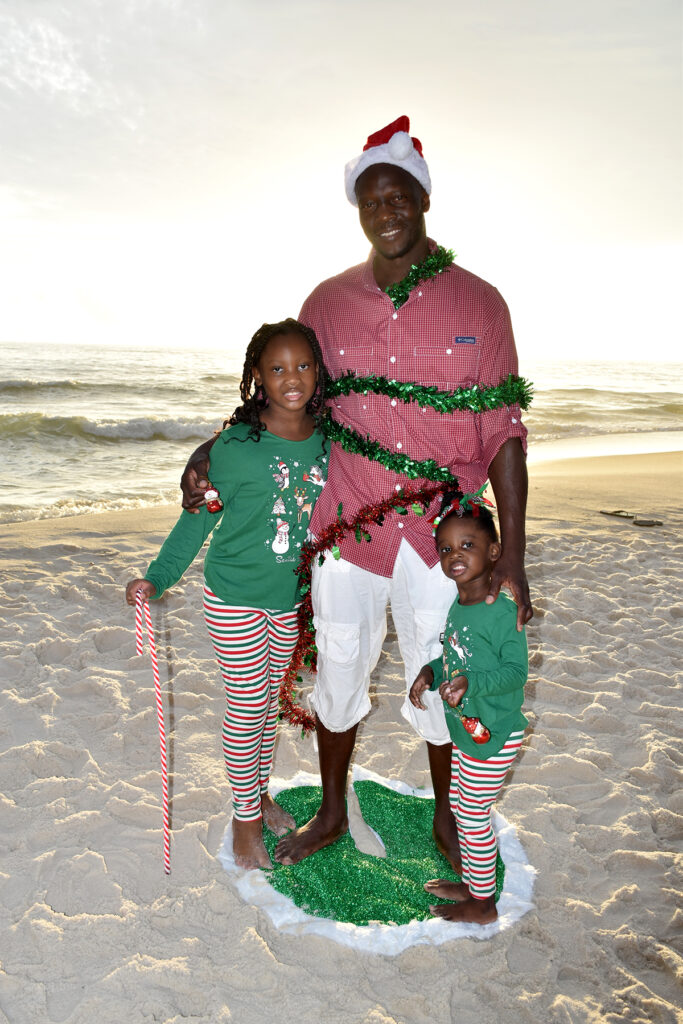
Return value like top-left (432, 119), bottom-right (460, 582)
top-left (145, 422), bottom-right (328, 612)
top-left (429, 593), bottom-right (528, 757)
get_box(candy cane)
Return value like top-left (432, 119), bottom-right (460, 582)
top-left (135, 592), bottom-right (171, 874)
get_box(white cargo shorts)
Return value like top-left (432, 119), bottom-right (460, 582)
top-left (309, 539), bottom-right (456, 743)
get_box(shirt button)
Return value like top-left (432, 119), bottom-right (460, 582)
top-left (418, 291), bottom-right (422, 297)
top-left (396, 442), bottom-right (403, 449)
top-left (446, 348), bottom-right (452, 355)
top-left (391, 399), bottom-right (397, 407)
top-left (392, 313), bottom-right (398, 320)
top-left (512, 417), bottom-right (518, 424)
top-left (398, 522), bottom-right (404, 529)
top-left (363, 404), bottom-right (367, 410)
top-left (390, 356), bottom-right (396, 363)
top-left (395, 484), bottom-right (401, 492)
top-left (339, 349), bottom-right (344, 355)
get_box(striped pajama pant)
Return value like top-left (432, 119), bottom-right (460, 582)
top-left (203, 586), bottom-right (299, 821)
top-left (449, 730), bottom-right (525, 898)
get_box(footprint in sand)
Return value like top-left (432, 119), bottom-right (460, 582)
top-left (44, 850), bottom-right (124, 916)
top-left (35, 637), bottom-right (79, 665)
top-left (94, 626), bottom-right (132, 653)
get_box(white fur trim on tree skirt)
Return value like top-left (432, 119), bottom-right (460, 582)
top-left (217, 767), bottom-right (536, 955)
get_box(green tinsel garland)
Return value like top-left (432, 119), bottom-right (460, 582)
top-left (385, 245), bottom-right (455, 309)
top-left (327, 372), bottom-right (534, 414)
top-left (321, 417), bottom-right (458, 482)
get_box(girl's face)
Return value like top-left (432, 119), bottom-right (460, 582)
top-left (252, 331), bottom-right (318, 417)
top-left (435, 515), bottom-right (501, 595)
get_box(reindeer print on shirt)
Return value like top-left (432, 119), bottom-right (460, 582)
top-left (294, 487), bottom-right (312, 524)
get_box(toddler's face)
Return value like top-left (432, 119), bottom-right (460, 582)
top-left (435, 516), bottom-right (500, 588)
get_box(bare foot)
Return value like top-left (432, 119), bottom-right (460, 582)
top-left (232, 817), bottom-right (272, 870)
top-left (432, 820), bottom-right (462, 875)
top-left (430, 894), bottom-right (498, 924)
top-left (274, 811), bottom-right (348, 865)
top-left (424, 878), bottom-right (469, 901)
top-left (261, 792), bottom-right (296, 836)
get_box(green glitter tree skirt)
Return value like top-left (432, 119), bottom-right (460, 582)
top-left (262, 780), bottom-right (505, 927)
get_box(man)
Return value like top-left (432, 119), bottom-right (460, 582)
top-left (182, 116), bottom-right (532, 868)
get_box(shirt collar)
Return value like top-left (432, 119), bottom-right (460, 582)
top-left (361, 238), bottom-right (439, 294)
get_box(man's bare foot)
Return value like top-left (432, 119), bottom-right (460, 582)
top-left (430, 894), bottom-right (498, 924)
top-left (232, 817), bottom-right (272, 870)
top-left (432, 820), bottom-right (462, 875)
top-left (424, 878), bottom-right (469, 901)
top-left (274, 811), bottom-right (348, 865)
top-left (261, 792), bottom-right (296, 836)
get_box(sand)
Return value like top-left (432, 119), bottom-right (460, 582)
top-left (0, 451), bottom-right (681, 1024)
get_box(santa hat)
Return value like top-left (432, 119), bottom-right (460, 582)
top-left (344, 115), bottom-right (431, 206)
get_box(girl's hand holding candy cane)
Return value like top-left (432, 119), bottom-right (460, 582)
top-left (125, 579), bottom-right (157, 606)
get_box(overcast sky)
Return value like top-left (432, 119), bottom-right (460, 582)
top-left (1, 0), bottom-right (681, 361)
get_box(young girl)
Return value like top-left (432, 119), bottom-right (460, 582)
top-left (126, 319), bottom-right (329, 871)
top-left (409, 489), bottom-right (528, 924)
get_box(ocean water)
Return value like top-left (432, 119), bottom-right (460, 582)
top-left (1, 342), bottom-right (681, 524)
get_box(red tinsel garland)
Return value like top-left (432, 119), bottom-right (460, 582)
top-left (278, 481), bottom-right (452, 733)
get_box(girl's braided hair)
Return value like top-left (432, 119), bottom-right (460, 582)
top-left (226, 319), bottom-right (328, 438)
top-left (434, 488), bottom-right (499, 544)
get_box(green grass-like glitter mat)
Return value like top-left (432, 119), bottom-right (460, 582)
top-left (262, 780), bottom-right (505, 927)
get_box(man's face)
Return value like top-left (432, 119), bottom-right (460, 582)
top-left (355, 164), bottom-right (430, 263)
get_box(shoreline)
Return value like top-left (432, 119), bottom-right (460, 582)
top-left (527, 429), bottom-right (683, 464)
top-left (1, 446), bottom-right (681, 537)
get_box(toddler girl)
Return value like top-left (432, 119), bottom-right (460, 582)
top-left (126, 319), bottom-right (328, 870)
top-left (409, 489), bottom-right (528, 924)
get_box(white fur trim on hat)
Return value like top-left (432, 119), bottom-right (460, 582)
top-left (345, 131), bottom-right (431, 206)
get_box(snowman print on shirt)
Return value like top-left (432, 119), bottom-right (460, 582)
top-left (272, 517), bottom-right (290, 554)
top-left (270, 459), bottom-right (292, 555)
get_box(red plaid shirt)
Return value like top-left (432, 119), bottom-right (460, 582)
top-left (301, 241), bottom-right (527, 577)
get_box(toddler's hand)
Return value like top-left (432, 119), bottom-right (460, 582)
top-left (409, 666), bottom-right (434, 711)
top-left (439, 675), bottom-right (468, 708)
top-left (125, 578), bottom-right (157, 606)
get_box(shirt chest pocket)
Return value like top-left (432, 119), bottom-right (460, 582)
top-left (334, 346), bottom-right (374, 377)
top-left (412, 342), bottom-right (481, 388)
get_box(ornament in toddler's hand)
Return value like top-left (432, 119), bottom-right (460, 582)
top-left (461, 715), bottom-right (491, 744)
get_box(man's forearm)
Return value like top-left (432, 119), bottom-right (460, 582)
top-left (188, 434), bottom-right (218, 467)
top-left (487, 437), bottom-right (532, 625)
top-left (179, 434), bottom-right (218, 511)
top-left (487, 438), bottom-right (527, 558)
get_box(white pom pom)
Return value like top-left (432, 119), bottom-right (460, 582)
top-left (387, 131), bottom-right (413, 160)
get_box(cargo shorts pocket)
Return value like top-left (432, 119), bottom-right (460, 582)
top-left (413, 610), bottom-right (448, 665)
top-left (314, 620), bottom-right (360, 665)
